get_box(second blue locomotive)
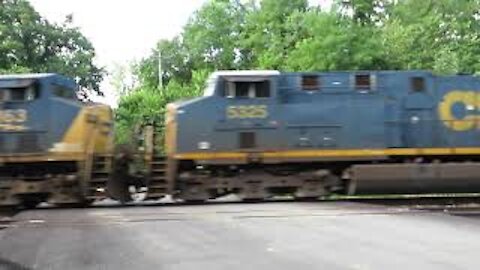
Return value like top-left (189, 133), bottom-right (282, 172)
top-left (164, 70), bottom-right (480, 200)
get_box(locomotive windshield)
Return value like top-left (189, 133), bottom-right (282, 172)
top-left (225, 80), bottom-right (270, 98)
top-left (203, 70), bottom-right (279, 97)
top-left (52, 84), bottom-right (77, 100)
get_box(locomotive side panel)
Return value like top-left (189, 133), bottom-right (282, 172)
top-left (281, 72), bottom-right (386, 151)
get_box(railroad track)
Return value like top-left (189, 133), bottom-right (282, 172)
top-left (5, 192), bottom-right (480, 211)
top-left (2, 194), bottom-right (480, 230)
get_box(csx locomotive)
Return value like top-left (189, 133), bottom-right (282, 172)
top-left (0, 74), bottom-right (114, 208)
top-left (167, 70), bottom-right (480, 200)
top-left (2, 70), bottom-right (480, 208)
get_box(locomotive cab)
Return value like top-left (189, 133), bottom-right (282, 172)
top-left (0, 74), bottom-right (86, 154)
top-left (213, 70), bottom-right (281, 150)
top-left (0, 74), bottom-right (48, 154)
top-left (167, 70), bottom-right (281, 162)
top-left (166, 70), bottom-right (480, 202)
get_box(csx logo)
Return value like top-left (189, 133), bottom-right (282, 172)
top-left (226, 105), bottom-right (268, 119)
top-left (439, 91), bottom-right (480, 131)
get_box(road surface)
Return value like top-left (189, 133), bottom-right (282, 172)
top-left (0, 201), bottom-right (479, 270)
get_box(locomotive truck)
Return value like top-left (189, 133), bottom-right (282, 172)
top-left (1, 70), bottom-right (480, 209)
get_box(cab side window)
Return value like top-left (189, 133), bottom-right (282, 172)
top-left (226, 80), bottom-right (271, 98)
top-left (234, 82), bottom-right (250, 97)
top-left (52, 85), bottom-right (77, 100)
top-left (255, 81), bottom-right (270, 97)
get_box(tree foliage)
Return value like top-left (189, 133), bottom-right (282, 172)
top-left (240, 0), bottom-right (309, 69)
top-left (0, 0), bottom-right (105, 96)
top-left (284, 11), bottom-right (388, 71)
top-left (115, 69), bottom-right (208, 144)
top-left (116, 0), bottom-right (480, 144)
top-left (382, 0), bottom-right (480, 74)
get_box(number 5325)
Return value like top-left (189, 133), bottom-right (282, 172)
top-left (226, 105), bottom-right (268, 119)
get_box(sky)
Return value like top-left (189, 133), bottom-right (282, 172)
top-left (29, 0), bottom-right (330, 106)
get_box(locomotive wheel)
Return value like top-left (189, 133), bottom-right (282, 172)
top-left (239, 181), bottom-right (268, 201)
top-left (294, 181), bottom-right (326, 200)
top-left (294, 172), bottom-right (340, 200)
top-left (180, 185), bottom-right (210, 203)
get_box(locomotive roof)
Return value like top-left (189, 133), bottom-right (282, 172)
top-left (210, 70), bottom-right (478, 78)
top-left (0, 73), bottom-right (76, 89)
top-left (213, 70), bottom-right (280, 77)
top-left (0, 73), bottom-right (58, 80)
top-left (221, 69), bottom-right (461, 75)
top-left (284, 70), bottom-right (434, 75)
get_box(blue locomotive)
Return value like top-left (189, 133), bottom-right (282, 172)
top-left (0, 74), bottom-right (114, 208)
top-left (165, 70), bottom-right (480, 200)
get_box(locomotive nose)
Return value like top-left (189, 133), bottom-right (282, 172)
top-left (165, 103), bottom-right (178, 156)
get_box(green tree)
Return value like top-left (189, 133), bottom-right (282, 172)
top-left (0, 0), bottom-right (105, 96)
top-left (382, 0), bottom-right (480, 74)
top-left (115, 69), bottom-right (208, 144)
top-left (335, 0), bottom-right (393, 25)
top-left (183, 0), bottom-right (252, 70)
top-left (240, 0), bottom-right (309, 69)
top-left (284, 11), bottom-right (387, 71)
top-left (134, 37), bottom-right (194, 91)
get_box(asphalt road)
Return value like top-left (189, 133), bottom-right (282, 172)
top-left (0, 201), bottom-right (480, 270)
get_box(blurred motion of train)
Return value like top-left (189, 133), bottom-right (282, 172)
top-left (1, 70), bottom-right (480, 209)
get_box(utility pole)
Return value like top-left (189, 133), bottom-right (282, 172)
top-left (158, 48), bottom-right (163, 90)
